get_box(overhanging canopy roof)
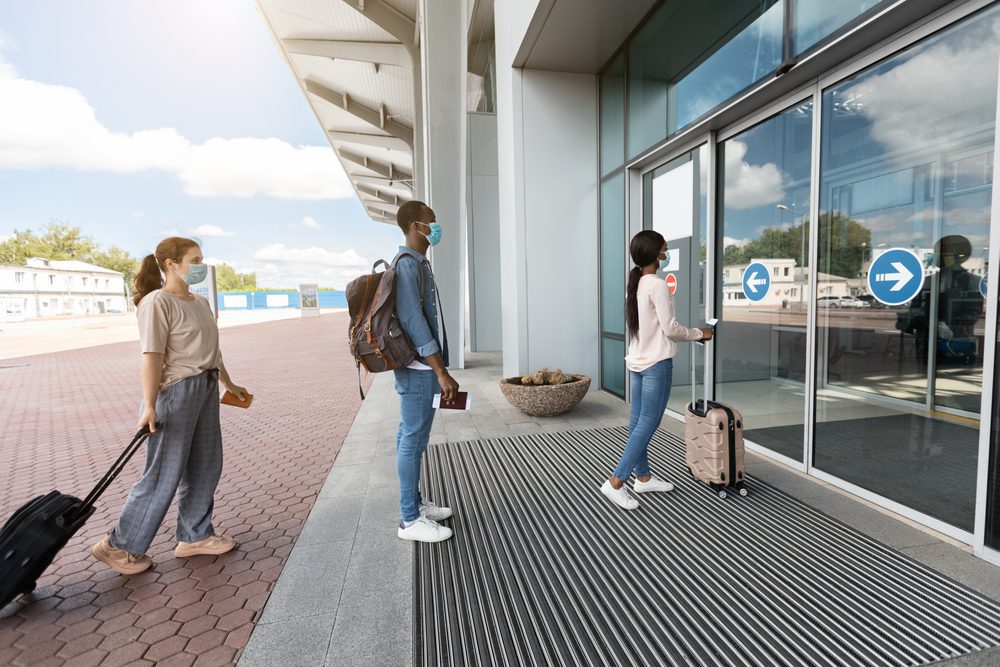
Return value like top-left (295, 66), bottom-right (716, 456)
top-left (257, 0), bottom-right (419, 225)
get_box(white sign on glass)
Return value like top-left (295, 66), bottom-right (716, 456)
top-left (652, 160), bottom-right (694, 242)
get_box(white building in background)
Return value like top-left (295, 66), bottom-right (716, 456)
top-left (0, 258), bottom-right (127, 319)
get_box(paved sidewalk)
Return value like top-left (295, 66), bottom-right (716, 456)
top-left (0, 308), bottom-right (347, 361)
top-left (0, 311), bottom-right (368, 666)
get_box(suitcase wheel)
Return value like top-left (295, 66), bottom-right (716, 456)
top-left (738, 486), bottom-right (748, 497)
top-left (717, 489), bottom-right (727, 499)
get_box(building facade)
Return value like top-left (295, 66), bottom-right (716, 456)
top-left (259, 0), bottom-right (1000, 565)
top-left (0, 258), bottom-right (127, 319)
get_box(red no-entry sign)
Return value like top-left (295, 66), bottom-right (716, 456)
top-left (665, 274), bottom-right (678, 295)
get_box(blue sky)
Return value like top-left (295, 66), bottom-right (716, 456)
top-left (0, 0), bottom-right (401, 288)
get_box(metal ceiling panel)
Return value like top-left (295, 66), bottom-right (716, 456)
top-left (259, 0), bottom-right (417, 223)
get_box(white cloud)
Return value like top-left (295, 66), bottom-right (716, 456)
top-left (723, 236), bottom-right (750, 247)
top-left (302, 216), bottom-right (321, 229)
top-left (190, 224), bottom-right (235, 237)
top-left (841, 19), bottom-right (1000, 159)
top-left (0, 60), bottom-right (353, 200)
top-left (723, 141), bottom-right (785, 210)
top-left (253, 243), bottom-right (367, 268)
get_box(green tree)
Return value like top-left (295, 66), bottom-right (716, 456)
top-left (37, 221), bottom-right (98, 260)
top-left (0, 230), bottom-right (40, 265)
top-left (214, 263), bottom-right (257, 292)
top-left (817, 212), bottom-right (871, 278)
top-left (90, 247), bottom-right (141, 294)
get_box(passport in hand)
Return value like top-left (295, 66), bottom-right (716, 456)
top-left (220, 390), bottom-right (253, 408)
top-left (433, 392), bottom-right (470, 411)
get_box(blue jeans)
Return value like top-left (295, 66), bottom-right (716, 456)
top-left (394, 367), bottom-right (440, 522)
top-left (613, 358), bottom-right (673, 481)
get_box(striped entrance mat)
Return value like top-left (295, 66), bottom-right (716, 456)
top-left (414, 427), bottom-right (1000, 667)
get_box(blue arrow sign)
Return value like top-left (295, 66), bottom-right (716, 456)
top-left (742, 261), bottom-right (771, 302)
top-left (867, 248), bottom-right (925, 306)
top-left (980, 274), bottom-right (988, 299)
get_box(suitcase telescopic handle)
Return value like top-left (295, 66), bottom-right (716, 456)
top-left (69, 425), bottom-right (155, 522)
top-left (692, 326), bottom-right (714, 413)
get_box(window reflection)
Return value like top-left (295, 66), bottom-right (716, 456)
top-left (627, 1), bottom-right (783, 158)
top-left (794, 0), bottom-right (888, 54)
top-left (717, 101), bottom-right (813, 462)
top-left (814, 8), bottom-right (999, 530)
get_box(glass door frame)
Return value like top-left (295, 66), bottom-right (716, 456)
top-left (626, 131), bottom-right (716, 408)
top-left (712, 86), bottom-right (819, 474)
top-left (973, 33), bottom-right (1000, 566)
top-left (803, 0), bottom-right (998, 546)
top-left (620, 0), bottom-right (1000, 550)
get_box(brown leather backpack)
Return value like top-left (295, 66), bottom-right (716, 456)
top-left (346, 254), bottom-right (424, 398)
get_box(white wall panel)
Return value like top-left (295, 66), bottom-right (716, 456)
top-left (521, 69), bottom-right (599, 381)
top-left (468, 113), bottom-right (501, 351)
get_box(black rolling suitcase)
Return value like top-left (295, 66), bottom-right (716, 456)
top-left (0, 427), bottom-right (152, 608)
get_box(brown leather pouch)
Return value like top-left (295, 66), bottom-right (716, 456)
top-left (220, 390), bottom-right (253, 408)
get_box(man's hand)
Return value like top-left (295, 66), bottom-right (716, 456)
top-left (138, 406), bottom-right (158, 433)
top-left (437, 371), bottom-right (459, 402)
top-left (700, 327), bottom-right (715, 341)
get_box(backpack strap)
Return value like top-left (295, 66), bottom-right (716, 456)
top-left (391, 252), bottom-right (425, 306)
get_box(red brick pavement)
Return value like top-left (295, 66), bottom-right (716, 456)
top-left (0, 312), bottom-right (370, 666)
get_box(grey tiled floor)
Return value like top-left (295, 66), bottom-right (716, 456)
top-left (239, 352), bottom-right (1000, 667)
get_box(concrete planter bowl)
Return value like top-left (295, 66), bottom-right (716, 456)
top-left (499, 375), bottom-right (591, 417)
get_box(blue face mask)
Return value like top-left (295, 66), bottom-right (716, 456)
top-left (183, 263), bottom-right (208, 285)
top-left (419, 222), bottom-right (443, 246)
top-left (658, 251), bottom-right (670, 271)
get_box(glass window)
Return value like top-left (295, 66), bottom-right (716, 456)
top-left (814, 7), bottom-right (999, 531)
top-left (717, 101), bottom-right (814, 463)
top-left (601, 175), bottom-right (626, 337)
top-left (794, 1), bottom-right (887, 55)
top-left (627, 0), bottom-right (783, 158)
top-left (602, 337), bottom-right (626, 397)
top-left (642, 145), bottom-right (710, 415)
top-left (467, 0), bottom-right (496, 113)
top-left (601, 53), bottom-right (625, 176)
top-left (601, 172), bottom-right (627, 398)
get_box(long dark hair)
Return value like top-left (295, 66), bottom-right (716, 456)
top-left (626, 230), bottom-right (666, 339)
top-left (133, 237), bottom-right (200, 306)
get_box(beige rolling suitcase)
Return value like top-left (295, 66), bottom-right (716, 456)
top-left (684, 333), bottom-right (747, 499)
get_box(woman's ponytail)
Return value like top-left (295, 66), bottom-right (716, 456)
top-left (625, 266), bottom-right (642, 340)
top-left (133, 254), bottom-right (163, 306)
top-left (625, 229), bottom-right (667, 340)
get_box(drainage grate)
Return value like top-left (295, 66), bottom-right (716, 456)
top-left (414, 428), bottom-right (1000, 667)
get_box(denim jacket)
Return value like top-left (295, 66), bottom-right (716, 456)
top-left (394, 246), bottom-right (449, 367)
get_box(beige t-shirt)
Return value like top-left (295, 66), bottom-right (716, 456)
top-left (137, 290), bottom-right (221, 390)
top-left (625, 275), bottom-right (703, 372)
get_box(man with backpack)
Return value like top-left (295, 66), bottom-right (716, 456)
top-left (391, 200), bottom-right (459, 543)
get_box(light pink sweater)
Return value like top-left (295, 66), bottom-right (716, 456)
top-left (625, 275), bottom-right (704, 372)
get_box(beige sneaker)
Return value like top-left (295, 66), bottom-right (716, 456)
top-left (91, 536), bottom-right (153, 575)
top-left (174, 535), bottom-right (238, 558)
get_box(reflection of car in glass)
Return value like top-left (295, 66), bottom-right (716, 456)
top-left (855, 294), bottom-right (883, 309)
top-left (817, 296), bottom-right (843, 308)
top-left (818, 295), bottom-right (867, 308)
top-left (840, 296), bottom-right (869, 308)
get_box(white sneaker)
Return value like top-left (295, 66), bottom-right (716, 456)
top-left (633, 476), bottom-right (675, 494)
top-left (419, 501), bottom-right (453, 521)
top-left (601, 480), bottom-right (639, 510)
top-left (398, 516), bottom-right (454, 543)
